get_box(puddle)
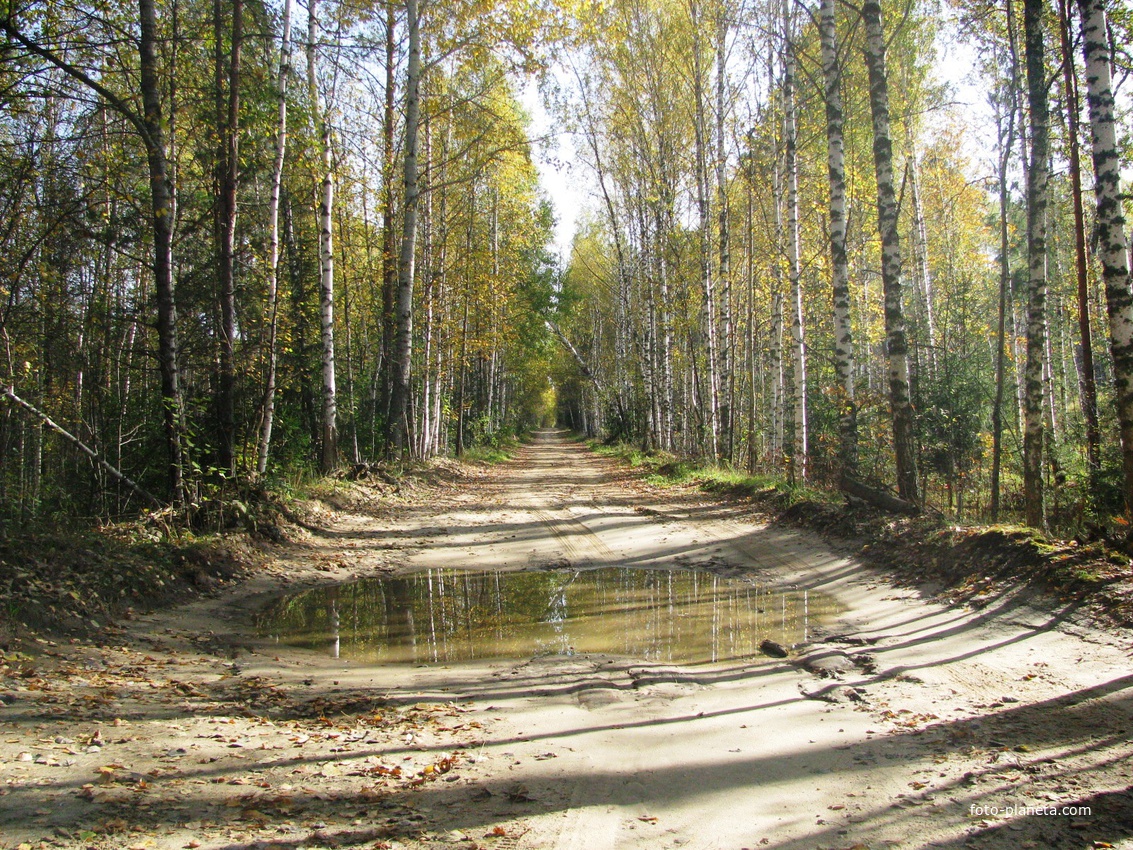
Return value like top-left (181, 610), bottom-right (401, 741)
top-left (256, 567), bottom-right (837, 665)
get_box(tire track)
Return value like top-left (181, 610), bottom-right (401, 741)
top-left (530, 507), bottom-right (619, 568)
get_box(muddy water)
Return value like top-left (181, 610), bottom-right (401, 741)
top-left (257, 568), bottom-right (837, 665)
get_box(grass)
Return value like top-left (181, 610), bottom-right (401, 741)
top-left (589, 440), bottom-right (834, 508)
top-left (588, 443), bottom-right (1131, 623)
top-left (460, 431), bottom-right (527, 464)
top-left (461, 442), bottom-right (518, 464)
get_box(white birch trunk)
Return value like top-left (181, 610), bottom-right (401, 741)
top-left (307, 0), bottom-right (337, 472)
top-left (907, 141), bottom-right (937, 376)
top-left (691, 0), bottom-right (720, 460)
top-left (656, 210), bottom-right (675, 451)
top-left (863, 0), bottom-right (918, 503)
top-left (820, 0), bottom-right (856, 479)
top-left (785, 42), bottom-right (807, 481)
top-left (318, 127), bottom-right (337, 471)
top-left (1022, 0), bottom-right (1048, 526)
top-left (770, 290), bottom-right (784, 463)
top-left (715, 6), bottom-right (733, 461)
top-left (257, 0), bottom-right (291, 477)
top-left (1077, 0), bottom-right (1133, 516)
top-left (387, 0), bottom-right (421, 453)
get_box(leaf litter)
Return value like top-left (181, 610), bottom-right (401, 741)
top-left (0, 635), bottom-right (505, 850)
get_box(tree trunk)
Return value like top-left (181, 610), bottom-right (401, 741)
top-left (990, 73), bottom-right (1016, 522)
top-left (1077, 0), bottom-right (1133, 518)
top-left (820, 0), bottom-right (857, 481)
top-left (745, 147), bottom-right (758, 472)
top-left (656, 208), bottom-right (675, 450)
top-left (456, 181), bottom-right (473, 457)
top-left (1057, 0), bottom-right (1100, 485)
top-left (318, 128), bottom-right (338, 472)
top-left (991, 0), bottom-right (1025, 519)
top-left (842, 475), bottom-right (919, 515)
top-left (862, 0), bottom-right (918, 504)
top-left (387, 0), bottom-right (421, 454)
top-left (308, 0), bottom-right (337, 472)
top-left (336, 198), bottom-right (361, 465)
top-left (715, 5), bottom-right (733, 463)
top-left (1022, 0), bottom-right (1049, 528)
top-left (769, 39), bottom-right (785, 466)
top-left (380, 0), bottom-right (397, 430)
top-left (256, 0), bottom-right (292, 478)
top-left (784, 41), bottom-right (807, 482)
top-left (690, 0), bottom-right (720, 461)
top-left (770, 289), bottom-right (784, 464)
top-left (139, 0), bottom-right (187, 505)
top-left (213, 0), bottom-right (242, 477)
top-left (417, 114), bottom-right (433, 457)
top-left (906, 141), bottom-right (936, 377)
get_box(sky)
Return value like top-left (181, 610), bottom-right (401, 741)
top-left (520, 13), bottom-right (1124, 267)
top-left (522, 78), bottom-right (589, 262)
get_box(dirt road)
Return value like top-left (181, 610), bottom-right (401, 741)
top-left (2, 431), bottom-right (1132, 850)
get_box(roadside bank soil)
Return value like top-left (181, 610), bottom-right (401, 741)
top-left (2, 431), bottom-right (1132, 850)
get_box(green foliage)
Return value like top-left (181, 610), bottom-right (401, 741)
top-left (0, 0), bottom-right (1127, 537)
top-left (589, 441), bottom-right (833, 507)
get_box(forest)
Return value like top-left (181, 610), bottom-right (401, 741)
top-left (1, 0), bottom-right (1131, 534)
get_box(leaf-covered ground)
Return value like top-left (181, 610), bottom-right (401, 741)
top-left (1, 440), bottom-right (1132, 850)
top-left (772, 500), bottom-right (1133, 628)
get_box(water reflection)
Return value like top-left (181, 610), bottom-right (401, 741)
top-left (256, 567), bottom-right (836, 665)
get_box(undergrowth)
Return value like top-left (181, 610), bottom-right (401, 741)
top-left (0, 522), bottom-right (251, 643)
top-left (461, 443), bottom-right (517, 464)
top-left (587, 440), bottom-right (1133, 628)
top-left (0, 440), bottom-right (520, 642)
top-left (590, 441), bottom-right (834, 508)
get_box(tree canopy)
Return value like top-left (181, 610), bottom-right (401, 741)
top-left (1, 0), bottom-right (1131, 535)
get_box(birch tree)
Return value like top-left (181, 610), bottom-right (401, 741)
top-left (213, 0), bottom-right (243, 476)
top-left (691, 0), bottom-right (722, 460)
top-left (256, 0), bottom-right (293, 478)
top-left (783, 15), bottom-right (807, 481)
top-left (308, 0), bottom-right (338, 472)
top-left (1057, 0), bottom-right (1100, 485)
top-left (819, 0), bottom-right (856, 481)
top-left (386, 0), bottom-right (421, 453)
top-left (862, 0), bottom-right (918, 504)
top-left (1021, 0), bottom-right (1048, 527)
top-left (1077, 0), bottom-right (1133, 517)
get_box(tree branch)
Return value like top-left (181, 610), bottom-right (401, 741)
top-left (0, 16), bottom-right (154, 150)
top-left (3, 385), bottom-right (164, 509)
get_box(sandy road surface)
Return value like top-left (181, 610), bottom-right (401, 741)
top-left (2, 431), bottom-right (1132, 850)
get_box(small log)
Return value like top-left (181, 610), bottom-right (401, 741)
top-left (346, 462), bottom-right (370, 481)
top-left (759, 639), bottom-right (790, 658)
top-left (3, 385), bottom-right (163, 509)
top-left (839, 475), bottom-right (919, 516)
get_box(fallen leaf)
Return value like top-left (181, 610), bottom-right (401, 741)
top-left (505, 784), bottom-right (535, 802)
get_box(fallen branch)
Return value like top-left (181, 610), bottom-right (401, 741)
top-left (543, 315), bottom-right (637, 432)
top-left (3, 385), bottom-right (164, 509)
top-left (840, 475), bottom-right (920, 516)
top-left (544, 317), bottom-right (604, 393)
